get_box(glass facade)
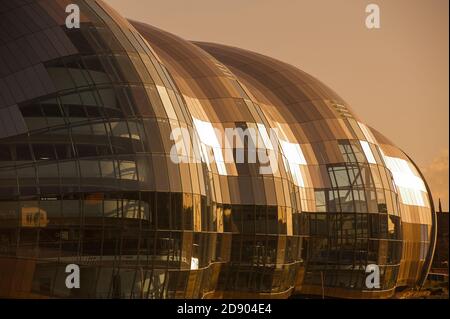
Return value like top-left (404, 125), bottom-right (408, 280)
top-left (0, 0), bottom-right (436, 298)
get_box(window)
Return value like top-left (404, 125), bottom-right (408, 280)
top-left (315, 190), bottom-right (327, 212)
top-left (76, 144), bottom-right (98, 157)
top-left (0, 145), bottom-right (12, 161)
top-left (55, 145), bottom-right (74, 160)
top-left (330, 166), bottom-right (350, 187)
top-left (157, 192), bottom-right (170, 229)
top-left (360, 140), bottom-right (376, 164)
top-left (15, 144), bottom-right (32, 161)
top-left (33, 144), bottom-right (56, 161)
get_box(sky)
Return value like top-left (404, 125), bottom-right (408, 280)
top-left (104, 0), bottom-right (449, 210)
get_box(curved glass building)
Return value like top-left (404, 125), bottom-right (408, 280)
top-left (0, 0), bottom-right (436, 298)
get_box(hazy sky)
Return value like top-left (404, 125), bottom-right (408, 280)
top-left (104, 0), bottom-right (449, 209)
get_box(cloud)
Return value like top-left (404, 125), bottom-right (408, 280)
top-left (421, 148), bottom-right (449, 211)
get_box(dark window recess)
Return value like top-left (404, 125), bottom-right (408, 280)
top-left (230, 205), bottom-right (243, 232)
top-left (15, 145), bottom-right (33, 161)
top-left (267, 206), bottom-right (278, 234)
top-left (171, 192), bottom-right (183, 230)
top-left (42, 104), bottom-right (63, 117)
top-left (75, 144), bottom-right (112, 157)
top-left (255, 206), bottom-right (267, 234)
top-left (18, 186), bottom-right (37, 197)
top-left (55, 144), bottom-right (74, 160)
top-left (104, 107), bottom-right (124, 118)
top-left (20, 104), bottom-right (43, 117)
top-left (32, 144), bottom-right (56, 160)
top-left (97, 145), bottom-right (113, 156)
top-left (0, 145), bottom-right (12, 161)
top-left (82, 55), bottom-right (106, 73)
top-left (112, 144), bottom-right (133, 155)
top-left (157, 192), bottom-right (171, 229)
top-left (63, 55), bottom-right (82, 69)
top-left (44, 58), bottom-right (65, 68)
top-left (63, 105), bottom-right (87, 117)
top-left (66, 29), bottom-right (95, 54)
top-left (85, 106), bottom-right (104, 117)
top-left (76, 144), bottom-right (99, 157)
